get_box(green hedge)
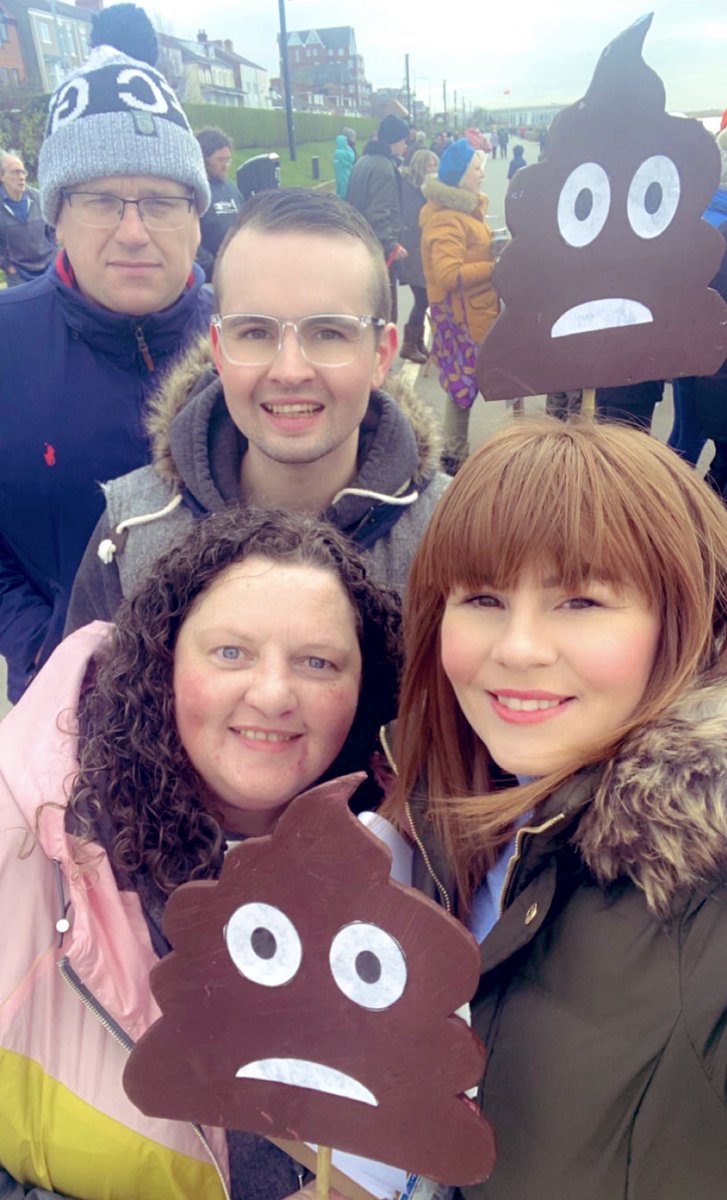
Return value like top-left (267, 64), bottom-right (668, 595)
top-left (0, 92), bottom-right (376, 167)
top-left (0, 94), bottom-right (50, 178)
top-left (183, 104), bottom-right (376, 150)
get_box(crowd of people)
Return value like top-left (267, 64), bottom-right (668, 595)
top-left (2, 4), bottom-right (727, 1199)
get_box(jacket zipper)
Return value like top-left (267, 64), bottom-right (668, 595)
top-left (498, 812), bottom-right (566, 917)
top-left (134, 324), bottom-right (155, 371)
top-left (58, 957), bottom-right (231, 1200)
top-left (404, 799), bottom-right (452, 913)
top-left (54, 881), bottom-right (231, 1200)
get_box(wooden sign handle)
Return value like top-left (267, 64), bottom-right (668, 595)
top-left (316, 1145), bottom-right (332, 1198)
top-left (582, 387), bottom-right (596, 418)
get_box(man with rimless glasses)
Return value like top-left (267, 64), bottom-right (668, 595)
top-left (65, 187), bottom-right (451, 631)
top-left (0, 6), bottom-right (212, 702)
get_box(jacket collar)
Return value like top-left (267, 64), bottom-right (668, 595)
top-left (410, 680), bottom-right (727, 920)
top-left (364, 139), bottom-right (396, 159)
top-left (421, 174), bottom-right (489, 217)
top-left (48, 256), bottom-right (208, 367)
top-left (575, 682), bottom-right (727, 917)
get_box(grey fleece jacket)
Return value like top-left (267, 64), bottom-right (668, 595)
top-left (65, 338), bottom-right (450, 631)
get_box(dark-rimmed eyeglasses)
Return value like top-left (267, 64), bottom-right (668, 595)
top-left (60, 190), bottom-right (195, 231)
top-left (211, 313), bottom-right (387, 368)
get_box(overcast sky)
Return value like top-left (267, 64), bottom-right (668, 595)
top-left (147, 0), bottom-right (725, 115)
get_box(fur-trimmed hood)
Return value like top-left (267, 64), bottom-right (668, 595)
top-left (143, 333), bottom-right (444, 490)
top-left (409, 681), bottom-right (727, 922)
top-left (575, 682), bottom-right (727, 918)
top-left (420, 174), bottom-right (489, 218)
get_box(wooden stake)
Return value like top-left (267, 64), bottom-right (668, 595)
top-left (316, 1145), bottom-right (332, 1199)
top-left (582, 387), bottom-right (596, 418)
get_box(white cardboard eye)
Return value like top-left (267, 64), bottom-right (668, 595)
top-left (627, 155), bottom-right (680, 239)
top-left (329, 922), bottom-right (407, 1010)
top-left (557, 162), bottom-right (611, 247)
top-left (225, 902), bottom-right (302, 987)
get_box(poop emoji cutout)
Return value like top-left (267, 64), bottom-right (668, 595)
top-left (123, 776), bottom-right (495, 1187)
top-left (477, 14), bottom-right (727, 400)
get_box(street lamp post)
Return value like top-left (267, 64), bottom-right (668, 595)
top-left (277, 0), bottom-right (296, 162)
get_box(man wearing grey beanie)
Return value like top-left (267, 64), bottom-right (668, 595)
top-left (0, 4), bottom-right (212, 703)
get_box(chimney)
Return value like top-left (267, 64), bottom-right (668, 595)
top-left (224, 39), bottom-right (232, 50)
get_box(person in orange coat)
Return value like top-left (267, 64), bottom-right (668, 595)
top-left (420, 139), bottom-right (499, 473)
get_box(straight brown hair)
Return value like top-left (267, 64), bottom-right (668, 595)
top-left (387, 417), bottom-right (727, 908)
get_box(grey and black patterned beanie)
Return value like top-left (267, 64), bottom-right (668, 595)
top-left (39, 4), bottom-right (210, 224)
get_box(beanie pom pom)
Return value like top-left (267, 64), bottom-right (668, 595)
top-left (90, 3), bottom-right (158, 65)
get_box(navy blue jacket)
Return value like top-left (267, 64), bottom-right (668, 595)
top-left (0, 257), bottom-right (213, 701)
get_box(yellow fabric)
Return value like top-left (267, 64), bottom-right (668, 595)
top-left (420, 196), bottom-right (499, 342)
top-left (0, 1048), bottom-right (225, 1199)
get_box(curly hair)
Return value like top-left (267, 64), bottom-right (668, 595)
top-left (69, 508), bottom-right (402, 896)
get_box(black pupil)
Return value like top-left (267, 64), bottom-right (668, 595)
top-left (251, 926), bottom-right (277, 960)
top-left (355, 950), bottom-right (381, 984)
top-left (574, 188), bottom-right (593, 221)
top-left (644, 181), bottom-right (662, 214)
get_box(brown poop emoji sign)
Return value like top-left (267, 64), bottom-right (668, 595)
top-left (123, 775), bottom-right (495, 1186)
top-left (477, 13), bottom-right (727, 400)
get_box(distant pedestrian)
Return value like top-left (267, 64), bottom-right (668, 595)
top-left (0, 150), bottom-right (55, 286)
top-left (333, 133), bottom-right (355, 198)
top-left (507, 145), bottom-right (527, 179)
top-left (347, 114), bottom-right (409, 321)
top-left (195, 127), bottom-right (243, 282)
top-left (399, 149), bottom-right (438, 363)
top-left (465, 127), bottom-right (491, 154)
top-left (497, 126), bottom-right (509, 156)
top-left (420, 139), bottom-right (499, 473)
top-left (343, 126), bottom-right (358, 160)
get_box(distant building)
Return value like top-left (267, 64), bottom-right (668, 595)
top-left (211, 37), bottom-right (269, 109)
top-left (279, 25), bottom-right (371, 115)
top-left (371, 89), bottom-right (409, 122)
top-left (487, 103), bottom-right (562, 130)
top-left (158, 29), bottom-right (269, 109)
top-left (0, 1), bottom-right (28, 89)
top-left (1, 0), bottom-right (92, 92)
top-left (0, 5), bottom-right (269, 111)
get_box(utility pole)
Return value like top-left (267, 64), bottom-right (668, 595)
top-left (443, 79), bottom-right (447, 126)
top-left (453, 89), bottom-right (457, 132)
top-left (277, 0), bottom-right (296, 162)
top-left (405, 53), bottom-right (411, 121)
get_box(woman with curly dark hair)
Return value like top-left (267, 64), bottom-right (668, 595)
top-left (0, 507), bottom-right (400, 1200)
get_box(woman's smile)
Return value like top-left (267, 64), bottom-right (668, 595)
top-left (488, 689), bottom-right (573, 724)
top-left (441, 574), bottom-right (660, 775)
top-left (174, 556), bottom-right (362, 833)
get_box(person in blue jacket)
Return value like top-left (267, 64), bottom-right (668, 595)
top-left (333, 133), bottom-right (356, 199)
top-left (507, 144), bottom-right (527, 180)
top-left (667, 129), bottom-right (727, 471)
top-left (0, 3), bottom-right (212, 703)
